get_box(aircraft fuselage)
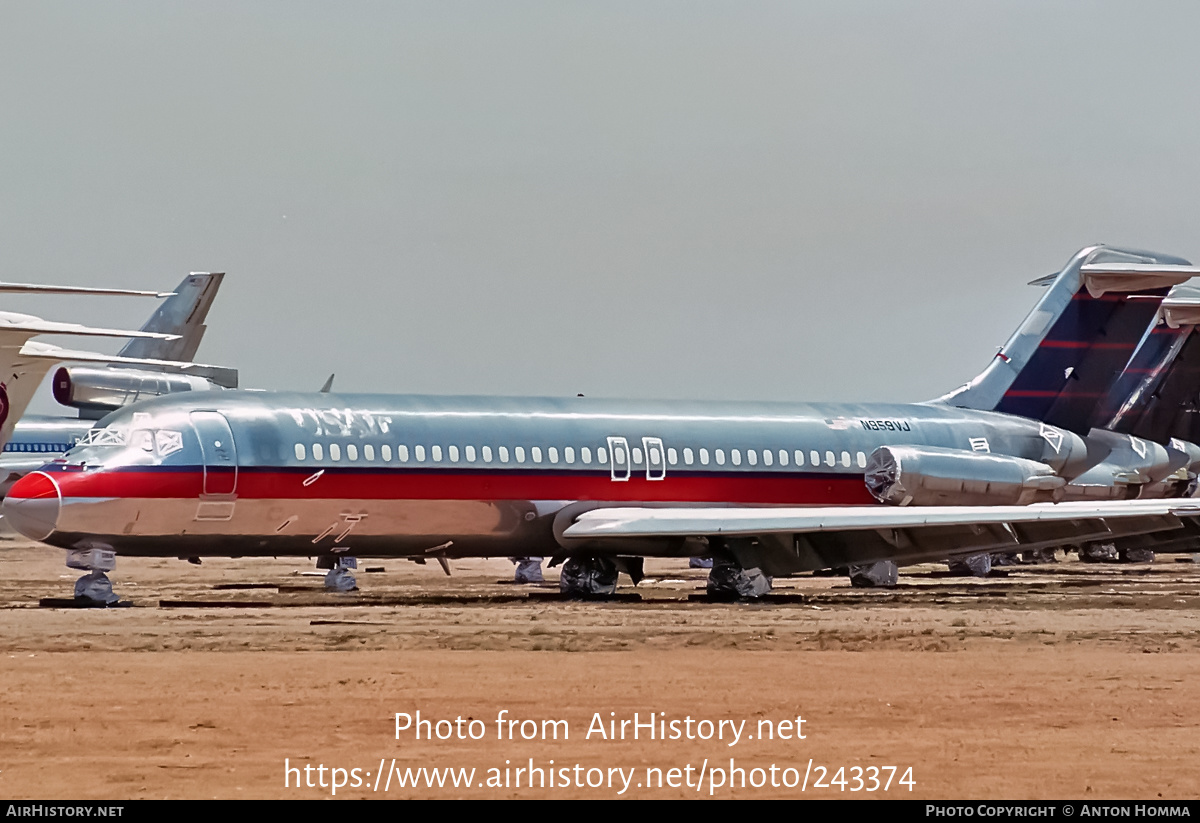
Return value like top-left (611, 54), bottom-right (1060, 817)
top-left (3, 391), bottom-right (1090, 560)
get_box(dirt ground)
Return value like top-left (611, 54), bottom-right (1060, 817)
top-left (1, 532), bottom-right (1198, 799)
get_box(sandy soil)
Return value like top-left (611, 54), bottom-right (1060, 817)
top-left (1, 534), bottom-right (1198, 799)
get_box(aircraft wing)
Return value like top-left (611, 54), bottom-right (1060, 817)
top-left (561, 500), bottom-right (1200, 574)
top-left (564, 500), bottom-right (1200, 538)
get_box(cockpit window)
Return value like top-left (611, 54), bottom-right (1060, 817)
top-left (155, 430), bottom-right (184, 456)
top-left (77, 427), bottom-right (128, 447)
top-left (65, 423), bottom-right (187, 469)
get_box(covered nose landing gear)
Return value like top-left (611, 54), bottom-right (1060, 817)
top-left (65, 547), bottom-right (123, 606)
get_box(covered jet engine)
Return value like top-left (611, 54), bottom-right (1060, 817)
top-left (1063, 430), bottom-right (1175, 500)
top-left (1106, 437), bottom-right (1200, 500)
top-left (52, 365), bottom-right (237, 419)
top-left (864, 445), bottom-right (1066, 506)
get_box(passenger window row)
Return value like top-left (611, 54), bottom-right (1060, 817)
top-left (3, 442), bottom-right (69, 453)
top-left (672, 447), bottom-right (866, 469)
top-left (291, 442), bottom-right (869, 469)
top-left (293, 442), bottom-right (608, 465)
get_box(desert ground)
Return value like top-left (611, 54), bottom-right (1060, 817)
top-left (1, 531), bottom-right (1198, 800)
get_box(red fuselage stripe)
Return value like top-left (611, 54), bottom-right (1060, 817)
top-left (41, 468), bottom-right (877, 506)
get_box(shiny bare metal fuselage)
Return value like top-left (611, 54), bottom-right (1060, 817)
top-left (5, 391), bottom-right (1088, 561)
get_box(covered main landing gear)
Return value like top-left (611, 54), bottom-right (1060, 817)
top-left (1079, 541), bottom-right (1119, 563)
top-left (946, 553), bottom-right (992, 577)
top-left (706, 556), bottom-right (772, 599)
top-left (556, 556), bottom-right (644, 597)
top-left (559, 557), bottom-right (617, 596)
top-left (705, 537), bottom-right (772, 599)
top-left (317, 554), bottom-right (358, 591)
top-left (1077, 541), bottom-right (1155, 563)
top-left (847, 560), bottom-right (898, 588)
top-left (1119, 547), bottom-right (1155, 563)
top-left (509, 557), bottom-right (545, 583)
top-left (66, 547), bottom-right (120, 606)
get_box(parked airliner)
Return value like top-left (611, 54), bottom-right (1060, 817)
top-left (0, 273), bottom-right (235, 494)
top-left (9, 246), bottom-right (1200, 601)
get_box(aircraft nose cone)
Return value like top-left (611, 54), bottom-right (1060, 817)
top-left (4, 471), bottom-right (61, 542)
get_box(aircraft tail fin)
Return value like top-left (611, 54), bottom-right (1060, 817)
top-left (118, 272), bottom-right (224, 362)
top-left (1097, 283), bottom-right (1200, 443)
top-left (936, 246), bottom-right (1198, 433)
top-left (0, 327), bottom-right (214, 451)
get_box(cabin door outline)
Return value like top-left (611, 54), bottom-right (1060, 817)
top-left (191, 411), bottom-right (238, 520)
top-left (607, 436), bottom-right (631, 482)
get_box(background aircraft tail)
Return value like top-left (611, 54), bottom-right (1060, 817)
top-left (1098, 284), bottom-right (1200, 443)
top-left (0, 315), bottom-right (182, 448)
top-left (117, 272), bottom-right (224, 362)
top-left (51, 271), bottom-right (237, 418)
top-left (936, 246), bottom-right (1198, 434)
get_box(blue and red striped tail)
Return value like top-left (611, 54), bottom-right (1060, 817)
top-left (937, 245), bottom-right (1199, 434)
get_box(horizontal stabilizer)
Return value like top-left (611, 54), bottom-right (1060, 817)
top-left (0, 317), bottom-right (179, 340)
top-left (1079, 263), bottom-right (1200, 298)
top-left (1161, 283), bottom-right (1200, 328)
top-left (0, 282), bottom-right (173, 297)
top-left (171, 364), bottom-right (238, 388)
top-left (17, 341), bottom-right (229, 372)
top-left (563, 499), bottom-right (1200, 540)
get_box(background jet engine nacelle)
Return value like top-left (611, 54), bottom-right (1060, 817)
top-left (1167, 438), bottom-right (1200, 475)
top-left (1036, 425), bottom-right (1091, 480)
top-left (1141, 438), bottom-right (1200, 499)
top-left (864, 445), bottom-right (1066, 506)
top-left (1063, 431), bottom-right (1175, 500)
top-left (52, 366), bottom-right (222, 418)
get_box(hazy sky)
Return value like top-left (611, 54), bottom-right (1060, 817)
top-left (2, 2), bottom-right (1199, 413)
